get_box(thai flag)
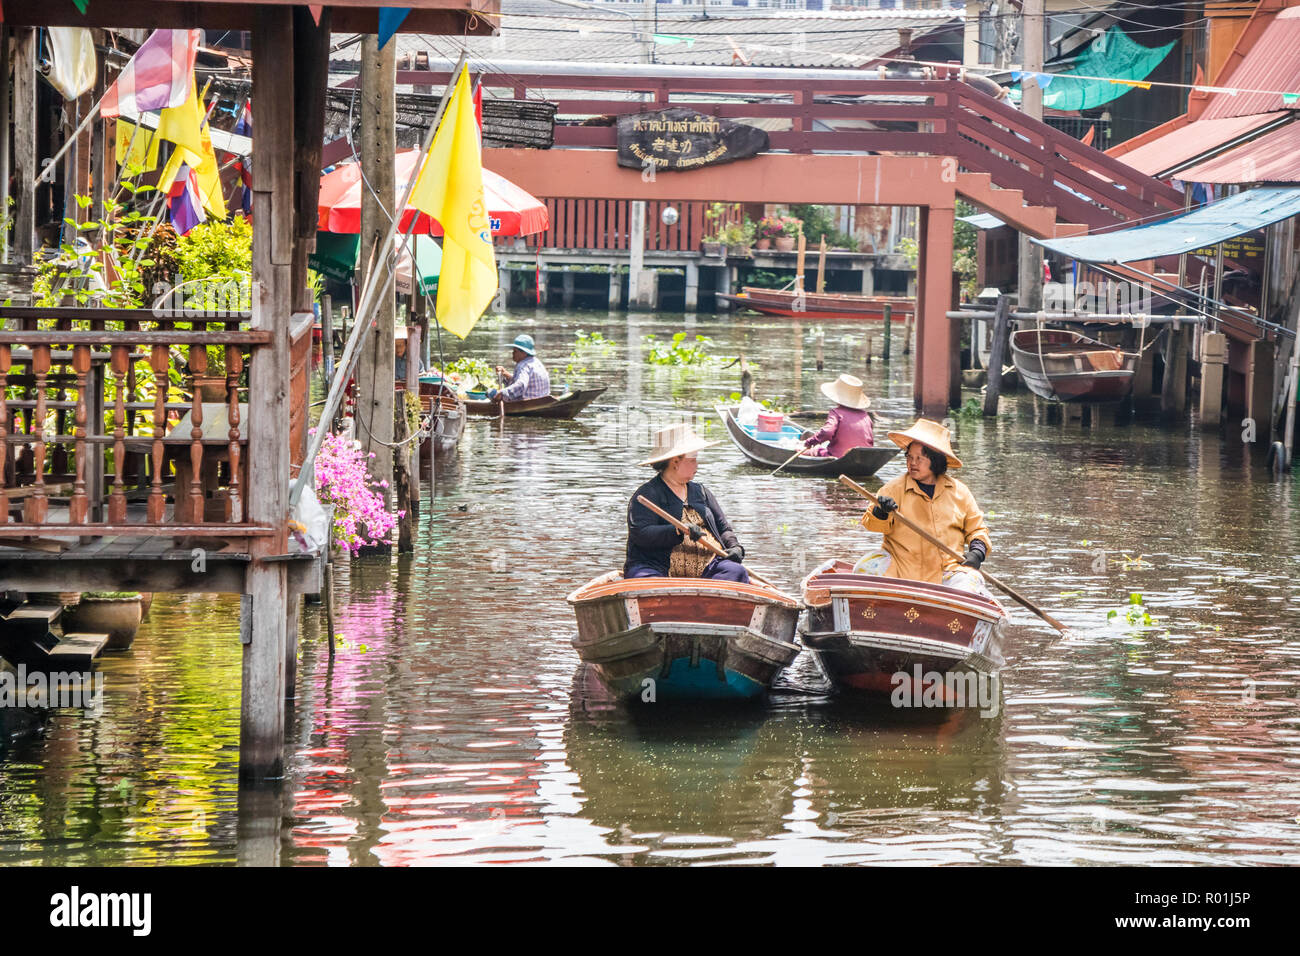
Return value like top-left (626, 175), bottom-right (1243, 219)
top-left (101, 29), bottom-right (201, 119)
top-left (234, 101), bottom-right (253, 215)
top-left (168, 164), bottom-right (207, 236)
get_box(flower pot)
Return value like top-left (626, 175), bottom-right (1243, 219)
top-left (774, 237), bottom-right (796, 252)
top-left (62, 595), bottom-right (143, 650)
top-left (701, 241), bottom-right (723, 257)
top-left (727, 243), bottom-right (749, 258)
top-left (755, 238), bottom-right (772, 251)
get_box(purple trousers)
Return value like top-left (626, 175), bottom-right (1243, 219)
top-left (625, 558), bottom-right (750, 584)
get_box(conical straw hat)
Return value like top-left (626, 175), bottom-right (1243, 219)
top-left (819, 373), bottom-right (870, 410)
top-left (638, 423), bottom-right (720, 466)
top-left (886, 418), bottom-right (963, 469)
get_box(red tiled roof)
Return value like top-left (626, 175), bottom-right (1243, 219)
top-left (1201, 7), bottom-right (1300, 120)
top-left (1115, 113), bottom-right (1285, 177)
top-left (1177, 119), bottom-right (1300, 183)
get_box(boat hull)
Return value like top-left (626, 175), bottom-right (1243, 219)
top-left (417, 381), bottom-right (465, 459)
top-left (567, 572), bottom-right (800, 702)
top-left (717, 288), bottom-right (914, 320)
top-left (716, 405), bottom-right (897, 476)
top-left (799, 561), bottom-right (1006, 701)
top-left (463, 386), bottom-right (606, 419)
top-left (1010, 328), bottom-right (1137, 403)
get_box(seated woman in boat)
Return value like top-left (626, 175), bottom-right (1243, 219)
top-left (624, 424), bottom-right (749, 584)
top-left (801, 374), bottom-right (874, 457)
top-left (855, 418), bottom-right (992, 598)
top-left (488, 333), bottom-right (551, 402)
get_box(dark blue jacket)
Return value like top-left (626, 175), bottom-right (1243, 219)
top-left (624, 474), bottom-right (742, 576)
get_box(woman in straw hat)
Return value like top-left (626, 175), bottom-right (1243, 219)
top-left (855, 418), bottom-right (992, 598)
top-left (802, 373), bottom-right (874, 457)
top-left (625, 424), bottom-right (749, 583)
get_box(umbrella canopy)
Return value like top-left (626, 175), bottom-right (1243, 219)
top-left (308, 230), bottom-right (441, 295)
top-left (318, 149), bottom-right (549, 237)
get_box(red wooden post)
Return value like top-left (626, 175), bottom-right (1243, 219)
top-left (69, 344), bottom-right (92, 524)
top-left (147, 344), bottom-right (169, 524)
top-left (916, 203), bottom-right (958, 417)
top-left (23, 344), bottom-right (50, 524)
top-left (109, 343), bottom-right (129, 523)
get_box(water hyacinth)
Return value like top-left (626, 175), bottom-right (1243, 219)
top-left (312, 430), bottom-right (402, 554)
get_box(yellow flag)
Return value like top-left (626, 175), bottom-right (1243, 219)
top-left (115, 120), bottom-right (161, 172)
top-left (156, 76), bottom-right (225, 219)
top-left (408, 65), bottom-right (497, 339)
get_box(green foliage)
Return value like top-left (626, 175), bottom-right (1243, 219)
top-left (83, 591), bottom-right (143, 600)
top-left (645, 331), bottom-right (719, 367)
top-left (953, 200), bottom-right (979, 301)
top-left (1107, 591), bottom-right (1155, 627)
top-left (897, 236), bottom-right (919, 270)
top-left (441, 356), bottom-right (495, 392)
top-left (951, 397), bottom-right (983, 420)
top-left (572, 329), bottom-right (614, 354)
top-left (33, 192), bottom-right (160, 308)
top-left (745, 269), bottom-right (788, 290)
top-left (787, 204), bottom-right (857, 250)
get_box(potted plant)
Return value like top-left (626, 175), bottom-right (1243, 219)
top-left (723, 219), bottom-right (756, 257)
top-left (701, 201), bottom-right (731, 257)
top-left (62, 591), bottom-right (144, 650)
top-left (756, 216), bottom-right (785, 251)
top-left (775, 216), bottom-right (802, 252)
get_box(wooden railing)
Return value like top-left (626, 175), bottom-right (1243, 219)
top-left (538, 199), bottom-right (714, 253)
top-left (1, 307), bottom-right (275, 539)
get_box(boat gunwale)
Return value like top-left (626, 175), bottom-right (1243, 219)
top-left (566, 571), bottom-right (799, 608)
top-left (798, 565), bottom-right (1005, 618)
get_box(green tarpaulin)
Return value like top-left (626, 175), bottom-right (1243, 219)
top-left (309, 231), bottom-right (441, 294)
top-left (1015, 25), bottom-right (1175, 112)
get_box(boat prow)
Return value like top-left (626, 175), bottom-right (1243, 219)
top-left (799, 560), bottom-right (1007, 701)
top-left (567, 571), bottom-right (801, 702)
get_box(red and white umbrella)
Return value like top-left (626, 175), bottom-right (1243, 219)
top-left (317, 148), bottom-right (549, 237)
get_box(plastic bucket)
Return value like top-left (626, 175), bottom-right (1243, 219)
top-left (756, 412), bottom-right (784, 433)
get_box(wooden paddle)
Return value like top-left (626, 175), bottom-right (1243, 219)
top-left (635, 494), bottom-right (780, 590)
top-left (769, 444), bottom-right (808, 478)
top-left (837, 475), bottom-right (1070, 636)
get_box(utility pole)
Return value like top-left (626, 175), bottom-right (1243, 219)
top-left (355, 34), bottom-right (397, 529)
top-left (1017, 0), bottom-right (1045, 312)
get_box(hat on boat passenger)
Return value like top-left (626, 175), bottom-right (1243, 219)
top-left (512, 333), bottom-right (536, 355)
top-left (638, 423), bottom-right (720, 466)
top-left (820, 373), bottom-right (870, 410)
top-left (887, 418), bottom-right (963, 469)
top-left (395, 325), bottom-right (409, 340)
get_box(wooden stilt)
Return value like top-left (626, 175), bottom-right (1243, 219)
top-left (12, 28), bottom-right (38, 265)
top-left (982, 294), bottom-right (1011, 417)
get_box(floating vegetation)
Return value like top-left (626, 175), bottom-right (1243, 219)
top-left (645, 332), bottom-right (720, 367)
top-left (573, 329), bottom-right (615, 354)
top-left (1107, 592), bottom-right (1156, 627)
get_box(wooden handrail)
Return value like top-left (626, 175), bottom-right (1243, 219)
top-left (3, 331), bottom-right (271, 344)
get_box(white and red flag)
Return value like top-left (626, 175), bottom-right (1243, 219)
top-left (100, 29), bottom-right (201, 119)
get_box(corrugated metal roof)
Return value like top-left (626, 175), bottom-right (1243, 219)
top-left (1115, 113), bottom-right (1286, 177)
top-left (332, 0), bottom-right (962, 70)
top-left (1201, 7), bottom-right (1300, 121)
top-left (1178, 119), bottom-right (1300, 184)
top-left (1032, 186), bottom-right (1300, 263)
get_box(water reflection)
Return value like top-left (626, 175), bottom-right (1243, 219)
top-left (1, 309), bottom-right (1298, 866)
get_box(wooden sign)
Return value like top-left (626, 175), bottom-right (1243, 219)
top-left (617, 108), bottom-right (768, 172)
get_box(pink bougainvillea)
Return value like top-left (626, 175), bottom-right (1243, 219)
top-left (313, 430), bottom-right (402, 554)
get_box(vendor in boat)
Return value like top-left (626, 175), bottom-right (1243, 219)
top-left (394, 326), bottom-right (426, 381)
top-left (624, 424), bottom-right (749, 584)
top-left (801, 373), bottom-right (874, 457)
top-left (855, 418), bottom-right (992, 598)
top-left (489, 333), bottom-right (551, 402)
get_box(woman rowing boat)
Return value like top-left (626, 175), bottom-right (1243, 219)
top-left (801, 373), bottom-right (875, 457)
top-left (855, 418), bottom-right (992, 598)
top-left (624, 424), bottom-right (749, 583)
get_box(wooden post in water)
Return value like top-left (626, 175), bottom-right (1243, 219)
top-left (1162, 324), bottom-right (1190, 416)
top-left (816, 236), bottom-right (827, 294)
top-left (321, 294), bottom-right (335, 385)
top-left (882, 304), bottom-right (892, 361)
top-left (796, 231), bottom-right (807, 293)
top-left (903, 314), bottom-right (913, 356)
top-left (865, 332), bottom-right (874, 365)
top-left (815, 328), bottom-right (824, 371)
top-left (983, 294), bottom-right (1011, 417)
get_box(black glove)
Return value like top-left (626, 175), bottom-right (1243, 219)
top-left (686, 523), bottom-right (704, 541)
top-left (724, 546), bottom-right (744, 563)
top-left (871, 495), bottom-right (897, 521)
top-left (961, 542), bottom-right (986, 569)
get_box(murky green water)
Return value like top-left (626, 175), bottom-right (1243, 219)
top-left (3, 309), bottom-right (1300, 865)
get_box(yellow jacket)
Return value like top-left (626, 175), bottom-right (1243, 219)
top-left (860, 474), bottom-right (992, 584)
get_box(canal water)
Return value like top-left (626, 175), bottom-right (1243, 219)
top-left (3, 309), bottom-right (1299, 865)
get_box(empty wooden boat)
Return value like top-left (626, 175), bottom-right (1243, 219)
top-left (463, 386), bottom-right (606, 419)
top-left (1010, 328), bottom-right (1137, 403)
top-left (567, 571), bottom-right (801, 702)
top-left (417, 379), bottom-right (465, 462)
top-left (799, 560), bottom-right (1006, 700)
top-left (716, 287), bottom-right (914, 320)
top-left (716, 405), bottom-right (897, 477)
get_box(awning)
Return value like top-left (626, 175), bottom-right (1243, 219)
top-left (958, 212), bottom-right (1007, 230)
top-left (1031, 186), bottom-right (1300, 263)
top-left (1177, 120), bottom-right (1300, 185)
top-left (1013, 25), bottom-right (1175, 112)
top-left (1111, 113), bottom-right (1287, 178)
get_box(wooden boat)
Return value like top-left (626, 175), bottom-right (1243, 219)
top-left (1010, 328), bottom-right (1137, 403)
top-left (463, 386), bottom-right (606, 419)
top-left (799, 560), bottom-right (1006, 700)
top-left (717, 287), bottom-right (914, 320)
top-left (716, 405), bottom-right (898, 477)
top-left (417, 379), bottom-right (465, 460)
top-left (567, 571), bottom-right (801, 702)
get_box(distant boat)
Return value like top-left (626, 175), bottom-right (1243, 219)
top-left (716, 405), bottom-right (897, 477)
top-left (567, 571), bottom-right (800, 702)
top-left (1010, 328), bottom-right (1137, 403)
top-left (462, 386), bottom-right (607, 419)
top-left (417, 379), bottom-right (465, 461)
top-left (717, 287), bottom-right (914, 320)
top-left (799, 560), bottom-right (1007, 700)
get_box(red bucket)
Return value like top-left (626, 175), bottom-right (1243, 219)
top-left (756, 412), bottom-right (785, 433)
